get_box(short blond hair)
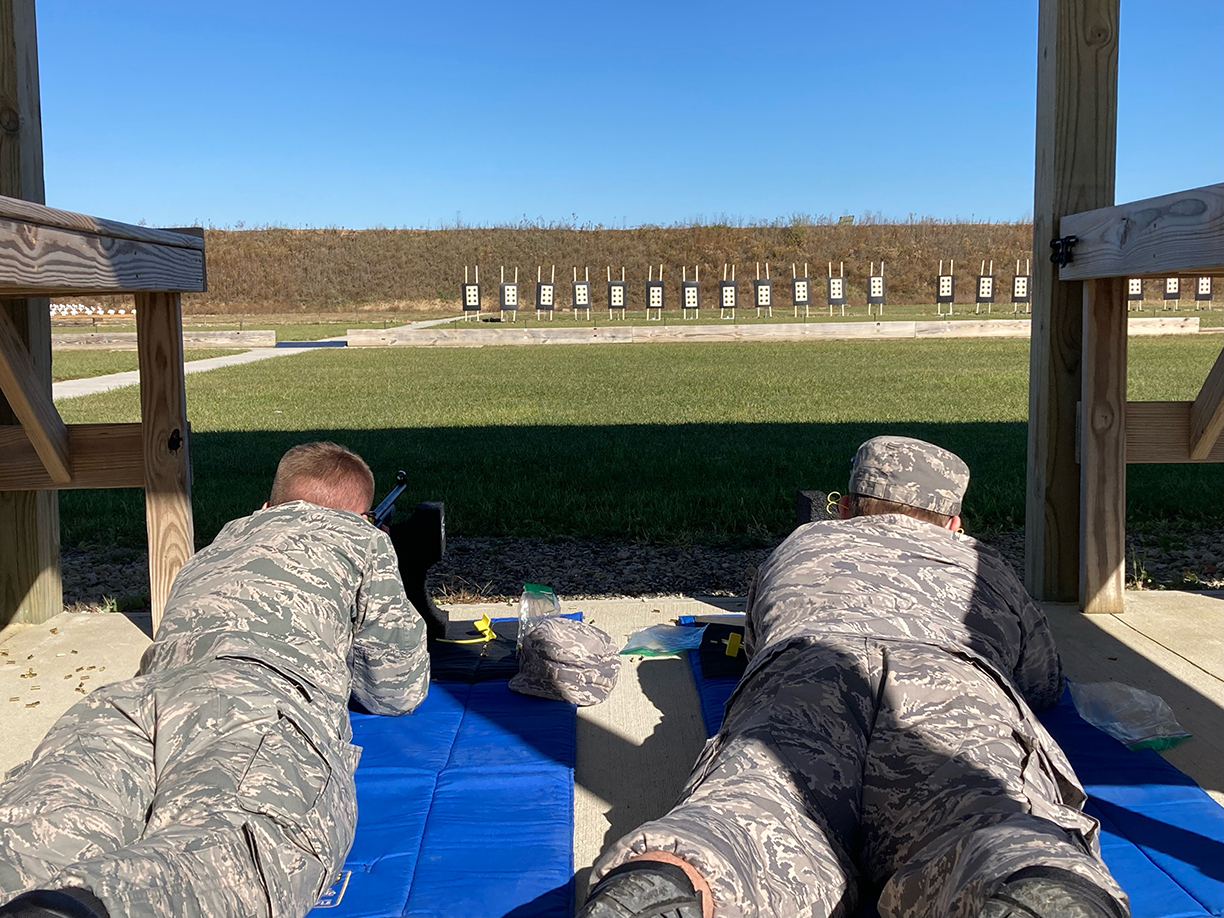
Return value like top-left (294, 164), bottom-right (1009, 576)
top-left (268, 441), bottom-right (375, 513)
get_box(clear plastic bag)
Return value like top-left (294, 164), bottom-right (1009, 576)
top-left (1068, 680), bottom-right (1192, 751)
top-left (619, 623), bottom-right (707, 657)
top-left (517, 583), bottom-right (562, 654)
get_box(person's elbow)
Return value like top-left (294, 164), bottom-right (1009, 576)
top-left (350, 643), bottom-right (430, 715)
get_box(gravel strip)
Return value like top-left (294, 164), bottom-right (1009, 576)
top-left (60, 527), bottom-right (1224, 613)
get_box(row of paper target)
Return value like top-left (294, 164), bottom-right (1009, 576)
top-left (462, 262), bottom-right (1217, 312)
top-left (49, 303), bottom-right (134, 316)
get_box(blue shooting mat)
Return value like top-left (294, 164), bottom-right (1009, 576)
top-left (308, 622), bottom-right (576, 918)
top-left (678, 617), bottom-right (1223, 918)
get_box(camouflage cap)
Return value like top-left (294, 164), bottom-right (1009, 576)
top-left (509, 617), bottom-right (620, 706)
top-left (848, 435), bottom-right (970, 516)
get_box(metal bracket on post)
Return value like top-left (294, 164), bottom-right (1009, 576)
top-left (1050, 235), bottom-right (1079, 268)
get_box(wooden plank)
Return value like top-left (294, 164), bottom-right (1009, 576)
top-left (1026, 0), bottom-right (1119, 603)
top-left (136, 292), bottom-right (194, 631)
top-left (1058, 183), bottom-right (1224, 281)
top-left (0, 301), bottom-right (68, 481)
top-left (0, 194), bottom-right (203, 250)
top-left (1189, 347), bottom-right (1224, 461)
top-left (0, 0), bottom-right (59, 626)
top-left (0, 422), bottom-right (143, 489)
top-left (0, 217), bottom-right (206, 296)
top-left (1080, 278), bottom-right (1127, 614)
top-left (1126, 401), bottom-right (1224, 463)
top-left (51, 329), bottom-right (277, 350)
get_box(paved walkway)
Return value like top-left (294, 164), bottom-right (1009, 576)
top-left (52, 347), bottom-right (317, 400)
top-left (50, 315), bottom-right (467, 401)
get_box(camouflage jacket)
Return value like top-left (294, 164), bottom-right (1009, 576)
top-left (140, 501), bottom-right (430, 729)
top-left (744, 514), bottom-right (1063, 712)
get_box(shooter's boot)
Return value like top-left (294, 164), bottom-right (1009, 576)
top-left (578, 861), bottom-right (705, 918)
top-left (980, 867), bottom-right (1129, 918)
top-left (0, 889), bottom-right (110, 918)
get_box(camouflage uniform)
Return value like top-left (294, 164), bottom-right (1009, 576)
top-left (509, 617), bottom-right (620, 706)
top-left (592, 438), bottom-right (1128, 918)
top-left (0, 501), bottom-right (430, 918)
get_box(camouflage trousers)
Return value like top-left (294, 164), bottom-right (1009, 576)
top-left (593, 637), bottom-right (1129, 918)
top-left (0, 660), bottom-right (360, 918)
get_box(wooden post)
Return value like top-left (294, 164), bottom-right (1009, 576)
top-left (136, 292), bottom-right (193, 631)
top-left (1080, 278), bottom-right (1127, 612)
top-left (1026, 0), bottom-right (1118, 603)
top-left (0, 0), bottom-right (58, 626)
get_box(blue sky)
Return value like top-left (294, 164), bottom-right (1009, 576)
top-left (38, 1), bottom-right (1222, 228)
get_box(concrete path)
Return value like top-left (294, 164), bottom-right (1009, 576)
top-left (52, 347), bottom-right (318, 401)
top-left (2, 590), bottom-right (1220, 911)
top-left (50, 315), bottom-right (468, 401)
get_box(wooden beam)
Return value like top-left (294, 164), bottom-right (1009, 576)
top-left (0, 0), bottom-right (59, 627)
top-left (0, 215), bottom-right (206, 296)
top-left (1126, 401), bottom-right (1224, 463)
top-left (1189, 347), bottom-right (1224, 461)
top-left (0, 422), bottom-right (143, 489)
top-left (0, 304), bottom-right (68, 481)
top-left (1026, 0), bottom-right (1119, 603)
top-left (1058, 183), bottom-right (1224, 281)
top-left (1080, 278), bottom-right (1127, 614)
top-left (0, 194), bottom-right (204, 249)
top-left (136, 291), bottom-right (194, 631)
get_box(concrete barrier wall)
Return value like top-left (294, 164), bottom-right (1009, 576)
top-left (51, 330), bottom-right (277, 349)
top-left (347, 316), bottom-right (1200, 347)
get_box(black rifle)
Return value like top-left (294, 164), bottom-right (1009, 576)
top-left (372, 471), bottom-right (449, 641)
top-left (369, 470), bottom-right (409, 529)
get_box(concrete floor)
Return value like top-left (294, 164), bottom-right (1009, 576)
top-left (1, 590), bottom-right (1220, 911)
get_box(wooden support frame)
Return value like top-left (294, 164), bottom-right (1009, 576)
top-left (136, 292), bottom-right (194, 630)
top-left (1026, 0), bottom-right (1119, 604)
top-left (1080, 278), bottom-right (1127, 613)
top-left (0, 0), bottom-right (60, 626)
top-left (1189, 348), bottom-right (1224, 461)
top-left (1058, 183), bottom-right (1224, 281)
top-left (0, 302), bottom-right (68, 481)
top-left (0, 423), bottom-right (144, 490)
top-left (0, 196), bottom-right (206, 296)
top-left (1126, 402), bottom-right (1224, 463)
top-left (0, 198), bottom-right (203, 628)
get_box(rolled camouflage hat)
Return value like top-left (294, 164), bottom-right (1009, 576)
top-left (510, 617), bottom-right (620, 706)
top-left (848, 435), bottom-right (970, 516)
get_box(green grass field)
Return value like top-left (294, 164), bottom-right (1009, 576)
top-left (54, 335), bottom-right (1223, 551)
top-left (52, 349), bottom-right (243, 382)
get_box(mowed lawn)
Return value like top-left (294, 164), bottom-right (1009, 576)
top-left (52, 349), bottom-right (242, 382)
top-left (56, 336), bottom-right (1223, 549)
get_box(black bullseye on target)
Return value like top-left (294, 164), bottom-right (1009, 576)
top-left (682, 265), bottom-right (701, 319)
top-left (607, 266), bottom-right (627, 319)
top-left (462, 265), bottom-right (481, 320)
top-left (536, 265), bottom-right (556, 320)
top-left (791, 263), bottom-right (810, 318)
top-left (867, 262), bottom-right (885, 315)
top-left (826, 262), bottom-right (846, 316)
top-left (1195, 276), bottom-right (1213, 308)
top-left (572, 267), bottom-right (592, 319)
top-left (975, 260), bottom-right (995, 314)
top-left (1163, 277), bottom-right (1180, 308)
top-left (1011, 260), bottom-right (1031, 313)
top-left (499, 266), bottom-right (519, 321)
top-left (754, 263), bottom-right (772, 317)
top-left (719, 264), bottom-right (738, 319)
top-left (936, 259), bottom-right (955, 315)
top-left (646, 264), bottom-right (664, 320)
